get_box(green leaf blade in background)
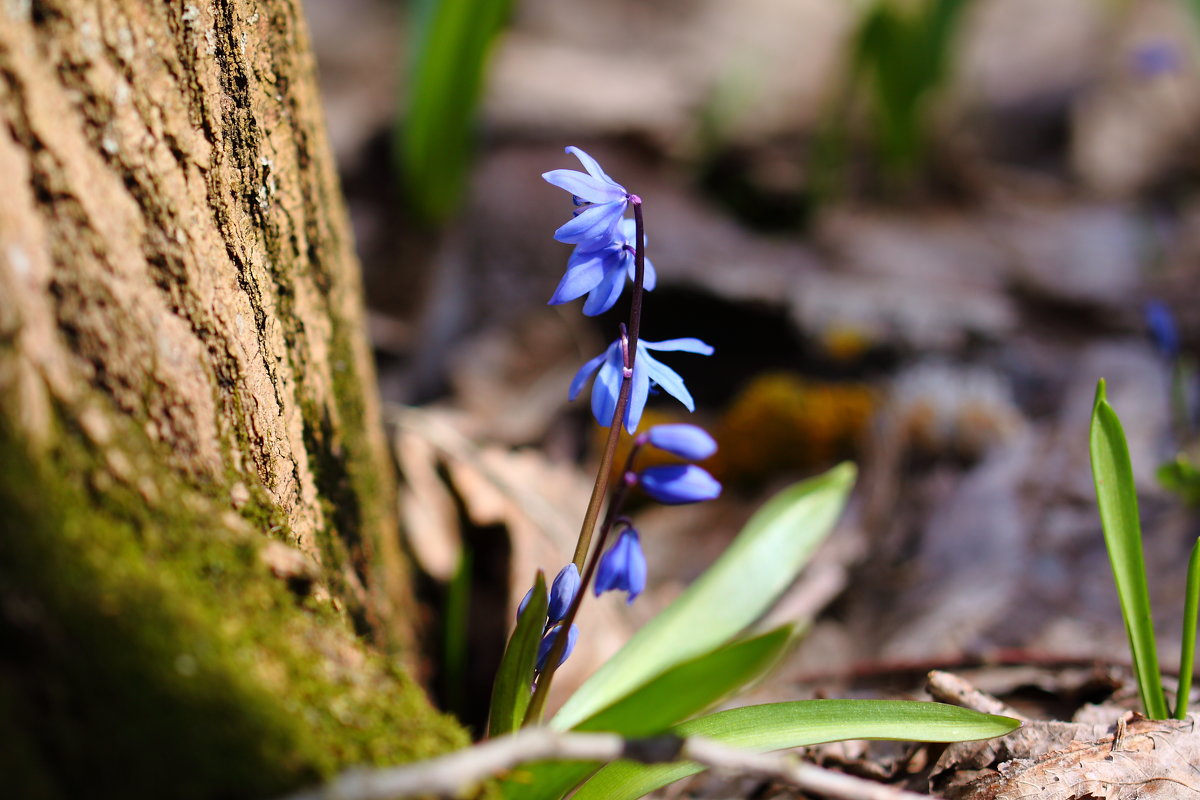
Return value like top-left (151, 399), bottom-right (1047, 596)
top-left (488, 572), bottom-right (547, 738)
top-left (551, 463), bottom-right (856, 731)
top-left (573, 700), bottom-right (1021, 800)
top-left (1177, 537), bottom-right (1200, 718)
top-left (400, 0), bottom-right (514, 224)
top-left (1089, 379), bottom-right (1168, 719)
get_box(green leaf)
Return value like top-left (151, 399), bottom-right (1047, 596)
top-left (1089, 379), bottom-right (1168, 719)
top-left (399, 0), bottom-right (514, 224)
top-left (499, 760), bottom-right (598, 800)
top-left (1178, 537), bottom-right (1200, 719)
top-left (1157, 454), bottom-right (1200, 506)
top-left (552, 464), bottom-right (855, 731)
top-left (573, 700), bottom-right (1021, 800)
top-left (497, 627), bottom-right (795, 800)
top-left (577, 626), bottom-right (794, 737)
top-left (488, 572), bottom-right (547, 738)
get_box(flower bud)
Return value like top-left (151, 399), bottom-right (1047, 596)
top-left (593, 528), bottom-right (647, 604)
top-left (638, 464), bottom-right (722, 505)
top-left (646, 424), bottom-right (717, 460)
top-left (547, 563), bottom-right (581, 622)
top-left (536, 623), bottom-right (579, 672)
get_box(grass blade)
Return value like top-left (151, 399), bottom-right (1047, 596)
top-left (1089, 379), bottom-right (1168, 718)
top-left (551, 464), bottom-right (855, 731)
top-left (1177, 537), bottom-right (1200, 718)
top-left (488, 572), bottom-right (547, 738)
top-left (572, 700), bottom-right (1021, 800)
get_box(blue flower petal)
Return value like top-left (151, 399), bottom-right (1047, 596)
top-left (517, 586), bottom-right (534, 620)
top-left (582, 261), bottom-right (626, 316)
top-left (553, 200), bottom-right (625, 245)
top-left (536, 623), bottom-right (579, 672)
top-left (642, 350), bottom-right (695, 412)
top-left (565, 146), bottom-right (623, 189)
top-left (625, 354), bottom-right (651, 433)
top-left (569, 351), bottom-right (606, 401)
top-left (549, 253), bottom-right (607, 305)
top-left (647, 424), bottom-right (717, 460)
top-left (642, 337), bottom-right (714, 355)
top-left (592, 343), bottom-right (624, 427)
top-left (542, 169), bottom-right (626, 204)
top-left (593, 529), bottom-right (646, 604)
top-left (639, 464), bottom-right (722, 505)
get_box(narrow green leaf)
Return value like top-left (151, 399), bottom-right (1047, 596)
top-left (552, 464), bottom-right (855, 731)
top-left (1089, 379), bottom-right (1168, 719)
top-left (1177, 537), bottom-right (1200, 719)
top-left (400, 0), bottom-right (514, 223)
top-left (576, 626), bottom-right (794, 737)
top-left (488, 572), bottom-right (547, 738)
top-left (573, 700), bottom-right (1021, 800)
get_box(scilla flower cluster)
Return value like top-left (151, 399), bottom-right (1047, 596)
top-left (517, 147), bottom-right (722, 718)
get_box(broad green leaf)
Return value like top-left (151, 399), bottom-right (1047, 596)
top-left (1178, 537), bottom-right (1200, 719)
top-left (552, 463), bottom-right (855, 731)
top-left (400, 0), bottom-right (514, 224)
top-left (488, 573), bottom-right (547, 737)
top-left (499, 758), bottom-right (597, 800)
top-left (1089, 379), bottom-right (1168, 719)
top-left (578, 626), bottom-right (794, 736)
top-left (573, 700), bottom-right (1021, 800)
top-left (499, 627), bottom-right (796, 800)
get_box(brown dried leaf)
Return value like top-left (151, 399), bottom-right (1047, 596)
top-left (939, 712), bottom-right (1200, 800)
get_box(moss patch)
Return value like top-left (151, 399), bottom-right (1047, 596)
top-left (0, 418), bottom-right (468, 800)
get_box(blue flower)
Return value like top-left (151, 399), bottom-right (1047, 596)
top-left (536, 623), bottom-right (579, 672)
top-left (1145, 300), bottom-right (1179, 358)
top-left (518, 563), bottom-right (581, 623)
top-left (542, 146), bottom-right (630, 247)
top-left (645, 424), bottom-right (717, 460)
top-left (549, 218), bottom-right (657, 316)
top-left (1132, 41), bottom-right (1180, 79)
top-left (569, 337), bottom-right (714, 434)
top-left (638, 464), bottom-right (722, 505)
top-left (593, 528), bottom-right (646, 604)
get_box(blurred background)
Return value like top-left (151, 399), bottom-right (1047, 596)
top-left (304, 0), bottom-right (1199, 738)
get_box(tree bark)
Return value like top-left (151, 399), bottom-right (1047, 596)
top-left (0, 1), bottom-right (465, 797)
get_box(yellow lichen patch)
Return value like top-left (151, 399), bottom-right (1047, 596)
top-left (820, 323), bottom-right (875, 364)
top-left (712, 372), bottom-right (875, 487)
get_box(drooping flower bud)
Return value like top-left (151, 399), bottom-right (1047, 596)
top-left (593, 528), bottom-right (647, 604)
top-left (638, 464), bottom-right (722, 505)
top-left (1145, 300), bottom-right (1179, 358)
top-left (645, 424), bottom-right (717, 460)
top-left (547, 563), bottom-right (581, 622)
top-left (536, 623), bottom-right (579, 672)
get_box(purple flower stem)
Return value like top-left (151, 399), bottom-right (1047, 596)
top-left (528, 198), bottom-right (649, 725)
top-left (569, 196), bottom-right (648, 572)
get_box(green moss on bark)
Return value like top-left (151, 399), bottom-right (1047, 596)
top-left (0, 416), bottom-right (468, 800)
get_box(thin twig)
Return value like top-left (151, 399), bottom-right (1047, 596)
top-left (682, 737), bottom-right (936, 800)
top-left (278, 728), bottom-right (938, 800)
top-left (925, 670), bottom-right (1028, 721)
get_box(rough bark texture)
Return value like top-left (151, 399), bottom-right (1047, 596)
top-left (0, 1), bottom-right (466, 797)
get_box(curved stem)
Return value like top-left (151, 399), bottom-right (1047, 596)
top-left (569, 197), bottom-right (647, 571)
top-left (532, 199), bottom-right (650, 723)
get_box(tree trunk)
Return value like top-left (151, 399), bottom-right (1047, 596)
top-left (0, 2), bottom-right (465, 797)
